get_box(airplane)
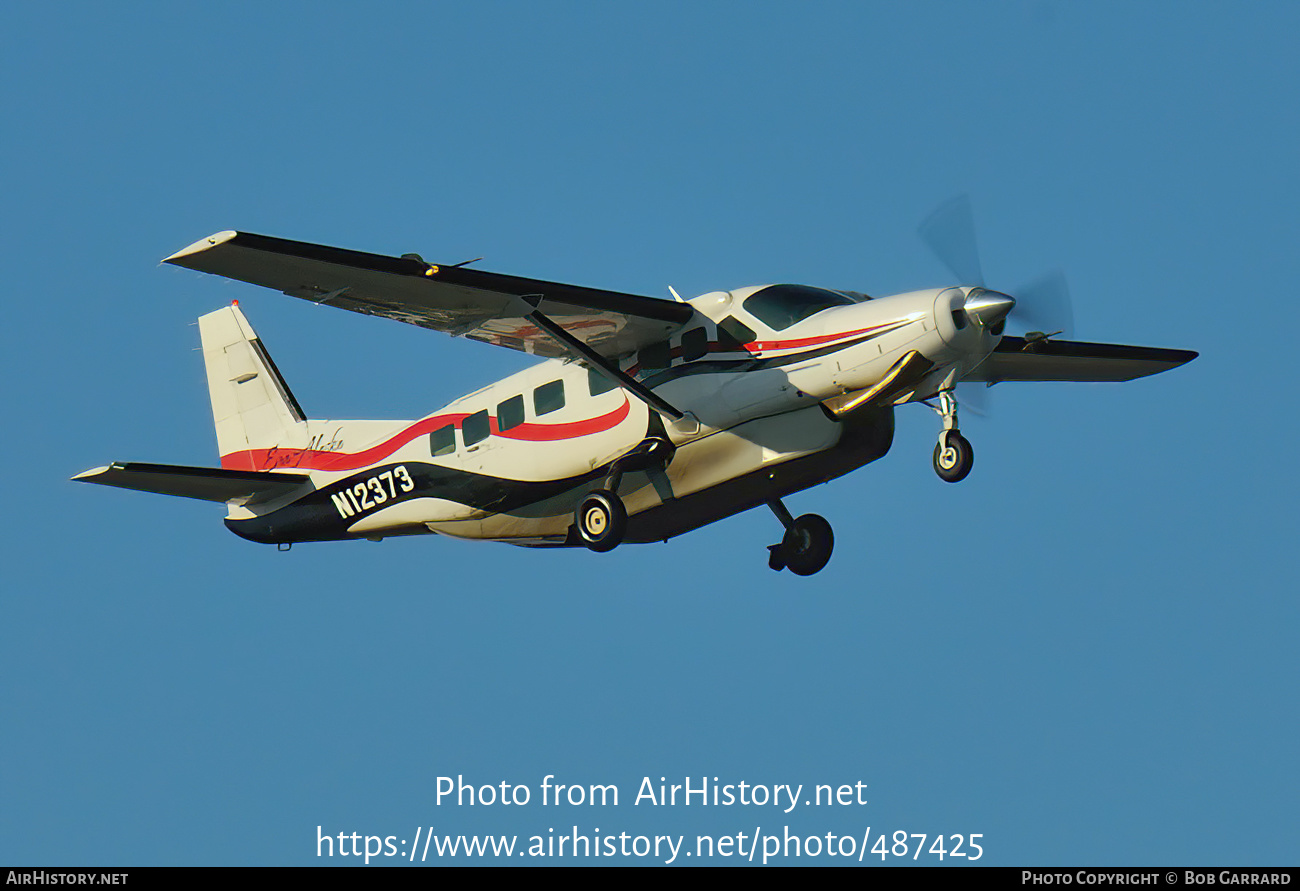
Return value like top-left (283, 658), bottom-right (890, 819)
top-left (74, 212), bottom-right (1196, 576)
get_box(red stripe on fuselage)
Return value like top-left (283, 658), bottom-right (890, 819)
top-left (222, 396), bottom-right (632, 472)
top-left (747, 320), bottom-right (909, 353)
top-left (493, 398), bottom-right (631, 441)
top-left (623, 320), bottom-right (910, 376)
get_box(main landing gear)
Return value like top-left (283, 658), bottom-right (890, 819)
top-left (930, 389), bottom-right (974, 483)
top-left (766, 499), bottom-right (834, 576)
top-left (575, 489), bottom-right (627, 552)
top-left (574, 440), bottom-right (837, 577)
top-left (574, 437), bottom-right (674, 553)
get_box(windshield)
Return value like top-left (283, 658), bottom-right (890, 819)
top-left (742, 285), bottom-right (856, 331)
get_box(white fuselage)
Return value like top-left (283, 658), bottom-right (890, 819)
top-left (223, 285), bottom-right (998, 546)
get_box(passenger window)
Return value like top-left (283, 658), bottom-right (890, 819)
top-left (588, 367), bottom-right (617, 396)
top-left (680, 327), bottom-right (708, 361)
top-left (462, 410), bottom-right (490, 446)
top-left (717, 316), bottom-right (756, 350)
top-left (534, 380), bottom-right (565, 416)
top-left (497, 395), bottom-right (525, 432)
top-left (638, 342), bottom-right (670, 369)
top-left (429, 425), bottom-right (456, 457)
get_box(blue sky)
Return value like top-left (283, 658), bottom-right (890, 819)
top-left (2, 2), bottom-right (1296, 866)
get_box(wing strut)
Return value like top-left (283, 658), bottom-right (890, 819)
top-left (524, 309), bottom-right (684, 421)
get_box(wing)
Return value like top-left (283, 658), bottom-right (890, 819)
top-left (965, 336), bottom-right (1197, 383)
top-left (73, 462), bottom-right (309, 504)
top-left (164, 231), bottom-right (694, 359)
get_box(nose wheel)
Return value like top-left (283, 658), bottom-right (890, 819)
top-left (929, 389), bottom-right (974, 483)
top-left (933, 430), bottom-right (973, 482)
top-left (766, 500), bottom-right (834, 576)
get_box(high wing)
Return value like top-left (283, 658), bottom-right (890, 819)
top-left (164, 231), bottom-right (694, 359)
top-left (965, 336), bottom-right (1198, 383)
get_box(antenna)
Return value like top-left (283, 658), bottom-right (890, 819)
top-left (668, 286), bottom-right (684, 302)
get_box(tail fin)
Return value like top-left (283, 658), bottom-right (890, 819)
top-left (199, 304), bottom-right (307, 469)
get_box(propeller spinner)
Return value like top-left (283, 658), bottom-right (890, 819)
top-left (919, 195), bottom-right (1074, 339)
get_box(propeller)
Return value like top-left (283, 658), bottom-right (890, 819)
top-left (918, 196), bottom-right (1077, 418)
top-left (919, 195), bottom-right (985, 287)
top-left (1012, 269), bottom-right (1074, 340)
top-left (918, 195), bottom-right (1075, 340)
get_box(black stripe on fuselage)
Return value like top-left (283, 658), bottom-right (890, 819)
top-left (635, 329), bottom-right (886, 389)
top-left (224, 460), bottom-right (613, 544)
top-left (226, 403), bottom-right (897, 548)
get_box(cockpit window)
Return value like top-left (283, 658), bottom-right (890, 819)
top-left (742, 285), bottom-right (856, 331)
top-left (717, 316), bottom-right (756, 350)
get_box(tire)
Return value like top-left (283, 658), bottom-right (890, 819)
top-left (782, 514), bottom-right (834, 576)
top-left (933, 431), bottom-right (974, 483)
top-left (575, 489), bottom-right (627, 553)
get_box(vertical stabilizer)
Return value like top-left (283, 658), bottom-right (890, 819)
top-left (198, 304), bottom-right (307, 469)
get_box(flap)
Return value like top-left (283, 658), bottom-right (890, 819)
top-left (165, 231), bottom-right (694, 359)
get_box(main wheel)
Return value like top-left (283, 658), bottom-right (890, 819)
top-left (781, 514), bottom-right (834, 576)
top-left (933, 431), bottom-right (974, 483)
top-left (575, 489), bottom-right (627, 552)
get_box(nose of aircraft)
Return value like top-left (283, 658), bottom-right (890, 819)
top-left (964, 288), bottom-right (1016, 328)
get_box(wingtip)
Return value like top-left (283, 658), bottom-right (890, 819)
top-left (163, 230), bottom-right (238, 265)
top-left (72, 465), bottom-right (114, 482)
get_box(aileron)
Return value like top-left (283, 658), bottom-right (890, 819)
top-left (966, 336), bottom-right (1198, 383)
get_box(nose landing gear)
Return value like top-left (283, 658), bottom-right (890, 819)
top-left (929, 389), bottom-right (974, 483)
top-left (934, 430), bottom-right (973, 482)
top-left (765, 499), bottom-right (834, 576)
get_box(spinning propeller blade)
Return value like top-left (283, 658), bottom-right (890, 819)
top-left (919, 194), bottom-right (984, 286)
top-left (920, 197), bottom-right (1077, 339)
top-left (920, 197), bottom-right (1081, 415)
top-left (957, 380), bottom-right (992, 418)
top-left (1013, 269), bottom-right (1075, 341)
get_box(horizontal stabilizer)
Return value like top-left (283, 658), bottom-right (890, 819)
top-left (73, 462), bottom-right (309, 504)
top-left (966, 337), bottom-right (1197, 383)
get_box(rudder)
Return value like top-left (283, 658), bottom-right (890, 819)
top-left (198, 304), bottom-right (307, 470)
